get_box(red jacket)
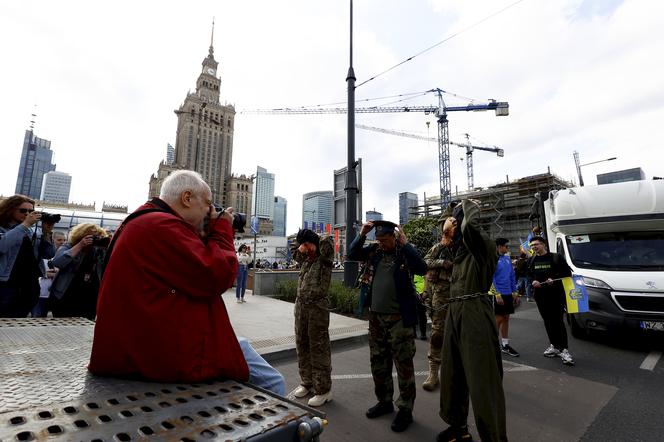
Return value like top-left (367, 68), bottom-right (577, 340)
top-left (89, 201), bottom-right (249, 382)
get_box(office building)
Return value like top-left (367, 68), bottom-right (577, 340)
top-left (365, 210), bottom-right (383, 241)
top-left (40, 171), bottom-right (72, 204)
top-left (15, 129), bottom-right (56, 200)
top-left (166, 143), bottom-right (175, 165)
top-left (333, 159), bottom-right (362, 228)
top-left (302, 191), bottom-right (334, 230)
top-left (252, 166), bottom-right (275, 220)
top-left (399, 192), bottom-right (419, 225)
top-left (227, 174), bottom-right (253, 215)
top-left (597, 168), bottom-right (645, 185)
top-left (273, 196), bottom-right (287, 236)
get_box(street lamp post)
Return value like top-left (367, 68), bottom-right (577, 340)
top-left (573, 151), bottom-right (617, 186)
top-left (251, 170), bottom-right (259, 268)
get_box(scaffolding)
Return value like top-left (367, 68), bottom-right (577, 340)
top-left (411, 172), bottom-right (571, 254)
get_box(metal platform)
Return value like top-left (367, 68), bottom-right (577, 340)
top-left (0, 318), bottom-right (324, 441)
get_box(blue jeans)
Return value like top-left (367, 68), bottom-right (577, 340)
top-left (517, 277), bottom-right (532, 299)
top-left (236, 265), bottom-right (248, 299)
top-left (237, 337), bottom-right (286, 396)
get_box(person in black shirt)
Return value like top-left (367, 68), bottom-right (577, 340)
top-left (527, 236), bottom-right (574, 366)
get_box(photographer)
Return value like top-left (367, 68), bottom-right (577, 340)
top-left (0, 195), bottom-right (56, 317)
top-left (50, 224), bottom-right (109, 320)
top-left (89, 170), bottom-right (285, 395)
top-left (31, 231), bottom-right (67, 318)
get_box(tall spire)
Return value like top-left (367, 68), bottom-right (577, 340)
top-left (209, 17), bottom-right (215, 57)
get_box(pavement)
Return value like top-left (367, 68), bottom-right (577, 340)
top-left (224, 289), bottom-right (368, 362)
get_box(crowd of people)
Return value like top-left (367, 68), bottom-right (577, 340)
top-left (1, 170), bottom-right (577, 441)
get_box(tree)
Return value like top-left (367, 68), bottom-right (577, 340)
top-left (402, 216), bottom-right (440, 256)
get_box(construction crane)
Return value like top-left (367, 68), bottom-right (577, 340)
top-left (355, 124), bottom-right (504, 190)
top-left (245, 88), bottom-right (509, 206)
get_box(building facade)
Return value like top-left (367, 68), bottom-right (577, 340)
top-left (15, 129), bottom-right (56, 200)
top-left (597, 167), bottom-right (645, 185)
top-left (333, 159), bottom-right (362, 229)
top-left (365, 210), bottom-right (383, 241)
top-left (273, 196), bottom-right (287, 236)
top-left (398, 192), bottom-right (419, 225)
top-left (148, 162), bottom-right (182, 198)
top-left (160, 32), bottom-right (235, 205)
top-left (166, 143), bottom-right (175, 165)
top-left (252, 166), bottom-right (275, 220)
top-left (302, 191), bottom-right (334, 229)
top-left (40, 171), bottom-right (72, 204)
top-left (226, 174), bottom-right (253, 216)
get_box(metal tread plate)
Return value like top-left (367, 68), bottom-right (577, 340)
top-left (0, 319), bottom-right (317, 441)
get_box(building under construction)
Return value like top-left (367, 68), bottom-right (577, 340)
top-left (417, 172), bottom-right (571, 255)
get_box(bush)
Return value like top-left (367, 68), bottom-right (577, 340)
top-left (274, 279), bottom-right (360, 317)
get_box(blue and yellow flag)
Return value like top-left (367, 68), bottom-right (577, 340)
top-left (562, 276), bottom-right (589, 314)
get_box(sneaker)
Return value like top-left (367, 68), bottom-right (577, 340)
top-left (501, 344), bottom-right (520, 357)
top-left (419, 334), bottom-right (428, 341)
top-left (236, 298), bottom-right (242, 303)
top-left (559, 349), bottom-right (575, 366)
top-left (543, 344), bottom-right (561, 358)
top-left (390, 409), bottom-right (413, 432)
top-left (436, 426), bottom-right (474, 442)
top-left (293, 385), bottom-right (310, 398)
top-left (308, 391), bottom-right (332, 407)
top-left (366, 401), bottom-right (394, 419)
top-left (241, 297), bottom-right (246, 303)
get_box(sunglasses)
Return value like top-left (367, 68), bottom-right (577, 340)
top-left (18, 208), bottom-right (35, 214)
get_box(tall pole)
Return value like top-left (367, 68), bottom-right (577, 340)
top-left (573, 151), bottom-right (584, 187)
top-left (252, 169), bottom-right (259, 267)
top-left (344, 0), bottom-right (359, 287)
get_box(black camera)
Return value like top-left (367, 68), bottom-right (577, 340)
top-left (41, 212), bottom-right (61, 224)
top-left (212, 204), bottom-right (246, 233)
top-left (91, 235), bottom-right (110, 247)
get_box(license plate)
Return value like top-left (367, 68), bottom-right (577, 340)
top-left (640, 321), bottom-right (664, 331)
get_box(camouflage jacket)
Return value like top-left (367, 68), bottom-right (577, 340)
top-left (294, 236), bottom-right (334, 304)
top-left (424, 242), bottom-right (454, 295)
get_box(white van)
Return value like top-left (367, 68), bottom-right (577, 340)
top-left (535, 180), bottom-right (664, 337)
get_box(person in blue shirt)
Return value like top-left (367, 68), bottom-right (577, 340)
top-left (492, 238), bottom-right (520, 357)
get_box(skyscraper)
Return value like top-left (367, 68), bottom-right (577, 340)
top-left (333, 159), bottom-right (362, 229)
top-left (252, 166), bottom-right (275, 220)
top-left (166, 143), bottom-right (175, 165)
top-left (399, 192), bottom-right (419, 225)
top-left (302, 191), bottom-right (334, 230)
top-left (40, 171), bottom-right (72, 203)
top-left (273, 196), bottom-right (287, 236)
top-left (171, 24), bottom-right (235, 204)
top-left (15, 129), bottom-right (56, 199)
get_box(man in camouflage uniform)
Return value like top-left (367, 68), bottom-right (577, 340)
top-left (421, 229), bottom-right (455, 391)
top-left (291, 229), bottom-right (334, 407)
top-left (437, 200), bottom-right (507, 442)
top-left (348, 220), bottom-right (428, 433)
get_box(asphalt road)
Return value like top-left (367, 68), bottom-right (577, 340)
top-left (272, 302), bottom-right (664, 441)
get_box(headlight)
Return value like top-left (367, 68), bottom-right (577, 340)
top-left (582, 276), bottom-right (612, 290)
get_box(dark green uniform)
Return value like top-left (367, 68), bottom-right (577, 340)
top-left (294, 236), bottom-right (334, 395)
top-left (439, 200), bottom-right (507, 442)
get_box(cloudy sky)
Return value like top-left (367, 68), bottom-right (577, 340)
top-left (1, 0), bottom-right (662, 234)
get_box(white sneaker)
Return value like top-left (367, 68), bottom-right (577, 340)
top-left (543, 344), bottom-right (560, 358)
top-left (307, 391), bottom-right (332, 407)
top-left (293, 385), bottom-right (310, 398)
top-left (241, 297), bottom-right (246, 303)
top-left (236, 298), bottom-right (242, 303)
top-left (560, 349), bottom-right (575, 366)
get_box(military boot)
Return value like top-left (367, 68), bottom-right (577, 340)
top-left (422, 362), bottom-right (440, 391)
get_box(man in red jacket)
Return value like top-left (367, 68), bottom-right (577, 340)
top-left (89, 170), bottom-right (284, 394)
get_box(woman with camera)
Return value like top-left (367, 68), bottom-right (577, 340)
top-left (0, 195), bottom-right (56, 317)
top-left (50, 223), bottom-right (109, 320)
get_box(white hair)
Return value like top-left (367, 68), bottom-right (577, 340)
top-left (160, 170), bottom-right (210, 203)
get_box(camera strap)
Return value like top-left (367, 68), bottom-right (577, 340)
top-left (101, 198), bottom-right (176, 277)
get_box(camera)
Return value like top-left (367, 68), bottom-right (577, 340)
top-left (41, 212), bottom-right (61, 224)
top-left (212, 204), bottom-right (246, 233)
top-left (91, 235), bottom-right (110, 247)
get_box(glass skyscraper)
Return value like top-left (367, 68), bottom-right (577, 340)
top-left (15, 129), bottom-right (56, 199)
top-left (273, 196), bottom-right (287, 236)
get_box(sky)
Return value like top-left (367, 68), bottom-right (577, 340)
top-left (1, 0), bottom-right (663, 235)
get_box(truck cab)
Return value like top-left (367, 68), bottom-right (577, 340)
top-left (537, 180), bottom-right (664, 337)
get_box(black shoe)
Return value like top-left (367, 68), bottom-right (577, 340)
top-left (419, 334), bottom-right (428, 341)
top-left (436, 426), bottom-right (474, 442)
top-left (390, 409), bottom-right (413, 432)
top-left (501, 344), bottom-right (520, 357)
top-left (366, 401), bottom-right (394, 419)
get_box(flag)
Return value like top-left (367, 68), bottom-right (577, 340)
top-left (334, 229), bottom-right (340, 252)
top-left (562, 275), bottom-right (589, 314)
top-left (325, 223), bottom-right (331, 234)
top-left (519, 237), bottom-right (533, 256)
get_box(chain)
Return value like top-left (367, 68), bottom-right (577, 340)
top-left (418, 292), bottom-right (491, 313)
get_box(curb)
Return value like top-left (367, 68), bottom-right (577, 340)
top-left (260, 331), bottom-right (370, 364)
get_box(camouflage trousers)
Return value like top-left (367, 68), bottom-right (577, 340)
top-left (294, 299), bottom-right (332, 394)
top-left (427, 289), bottom-right (450, 365)
top-left (368, 312), bottom-right (416, 411)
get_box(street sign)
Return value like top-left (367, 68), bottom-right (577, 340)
top-left (251, 216), bottom-right (259, 234)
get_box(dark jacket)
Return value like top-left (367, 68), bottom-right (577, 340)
top-left (348, 236), bottom-right (427, 326)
